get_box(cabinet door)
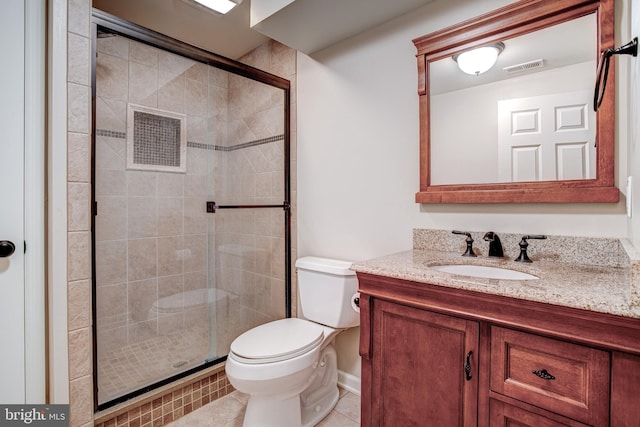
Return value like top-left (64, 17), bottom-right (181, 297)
top-left (370, 300), bottom-right (479, 427)
top-left (611, 352), bottom-right (640, 426)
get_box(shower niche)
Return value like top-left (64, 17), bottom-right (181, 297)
top-left (92, 11), bottom-right (292, 408)
top-left (126, 104), bottom-right (187, 173)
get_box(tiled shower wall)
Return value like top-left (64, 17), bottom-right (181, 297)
top-left (94, 35), bottom-right (222, 402)
top-left (66, 0), bottom-right (96, 425)
top-left (64, 0), bottom-right (297, 423)
top-left (213, 46), bottom-right (295, 352)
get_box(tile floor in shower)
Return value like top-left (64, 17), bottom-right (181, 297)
top-left (98, 324), bottom-right (211, 403)
top-left (166, 388), bottom-right (361, 427)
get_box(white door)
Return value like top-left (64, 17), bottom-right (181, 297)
top-left (0, 0), bottom-right (26, 403)
top-left (498, 91), bottom-right (595, 182)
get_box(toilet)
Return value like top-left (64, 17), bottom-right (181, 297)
top-left (225, 257), bottom-right (360, 427)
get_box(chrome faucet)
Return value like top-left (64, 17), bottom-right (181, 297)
top-left (483, 231), bottom-right (504, 258)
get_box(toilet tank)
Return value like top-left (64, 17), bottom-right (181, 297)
top-left (295, 257), bottom-right (360, 328)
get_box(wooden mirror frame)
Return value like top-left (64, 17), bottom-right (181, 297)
top-left (413, 0), bottom-right (618, 204)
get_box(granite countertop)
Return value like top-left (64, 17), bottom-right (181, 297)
top-left (352, 245), bottom-right (640, 320)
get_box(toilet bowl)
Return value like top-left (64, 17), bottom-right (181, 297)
top-left (225, 257), bottom-right (360, 427)
top-left (226, 318), bottom-right (341, 427)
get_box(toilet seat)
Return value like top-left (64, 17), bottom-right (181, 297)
top-left (230, 318), bottom-right (324, 364)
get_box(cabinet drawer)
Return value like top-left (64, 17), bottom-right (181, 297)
top-left (490, 327), bottom-right (609, 426)
top-left (489, 398), bottom-right (590, 427)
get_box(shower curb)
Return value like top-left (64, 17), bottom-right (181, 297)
top-left (94, 364), bottom-right (232, 427)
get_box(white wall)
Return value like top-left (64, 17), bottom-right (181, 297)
top-left (297, 0), bottom-right (631, 379)
top-left (297, 0), bottom-right (629, 259)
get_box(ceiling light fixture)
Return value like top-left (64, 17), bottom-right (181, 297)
top-left (190, 0), bottom-right (242, 14)
top-left (453, 42), bottom-right (505, 76)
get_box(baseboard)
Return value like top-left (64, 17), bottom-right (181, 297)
top-left (337, 370), bottom-right (361, 396)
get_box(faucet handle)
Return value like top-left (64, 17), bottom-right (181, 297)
top-left (514, 235), bottom-right (547, 263)
top-left (452, 230), bottom-right (477, 257)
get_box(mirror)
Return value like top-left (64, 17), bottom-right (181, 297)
top-left (430, 15), bottom-right (597, 185)
top-left (413, 0), bottom-right (618, 203)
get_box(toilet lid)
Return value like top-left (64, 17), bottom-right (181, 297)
top-left (230, 318), bottom-right (324, 364)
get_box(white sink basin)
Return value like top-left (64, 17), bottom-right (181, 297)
top-left (430, 264), bottom-right (538, 280)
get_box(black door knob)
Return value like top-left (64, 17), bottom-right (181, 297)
top-left (0, 241), bottom-right (16, 258)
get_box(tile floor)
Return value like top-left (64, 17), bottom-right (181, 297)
top-left (166, 387), bottom-right (360, 427)
top-left (98, 324), bottom-right (210, 403)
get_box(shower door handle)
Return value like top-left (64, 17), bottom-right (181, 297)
top-left (0, 241), bottom-right (16, 258)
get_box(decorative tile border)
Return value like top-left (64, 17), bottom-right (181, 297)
top-left (95, 128), bottom-right (284, 152)
top-left (213, 134), bottom-right (285, 152)
top-left (96, 129), bottom-right (126, 139)
top-left (94, 366), bottom-right (234, 427)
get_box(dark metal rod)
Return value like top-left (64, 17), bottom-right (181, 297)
top-left (90, 20), bottom-right (99, 413)
top-left (215, 204), bottom-right (285, 209)
top-left (206, 201), bottom-right (289, 213)
top-left (283, 86), bottom-right (292, 319)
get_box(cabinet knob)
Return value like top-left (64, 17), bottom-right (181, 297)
top-left (532, 369), bottom-right (555, 380)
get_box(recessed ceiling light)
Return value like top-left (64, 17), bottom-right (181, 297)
top-left (188, 0), bottom-right (242, 14)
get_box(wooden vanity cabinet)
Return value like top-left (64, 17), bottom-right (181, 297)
top-left (357, 272), bottom-right (640, 427)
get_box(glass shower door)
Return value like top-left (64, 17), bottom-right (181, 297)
top-left (208, 71), bottom-right (291, 356)
top-left (93, 21), bottom-right (290, 407)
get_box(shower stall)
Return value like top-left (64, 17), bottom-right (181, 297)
top-left (91, 11), bottom-right (291, 408)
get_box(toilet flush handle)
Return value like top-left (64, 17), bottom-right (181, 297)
top-left (351, 292), bottom-right (361, 313)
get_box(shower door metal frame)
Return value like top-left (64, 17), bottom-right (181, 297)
top-left (90, 9), bottom-right (292, 411)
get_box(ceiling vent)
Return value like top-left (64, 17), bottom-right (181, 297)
top-left (503, 58), bottom-right (545, 74)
